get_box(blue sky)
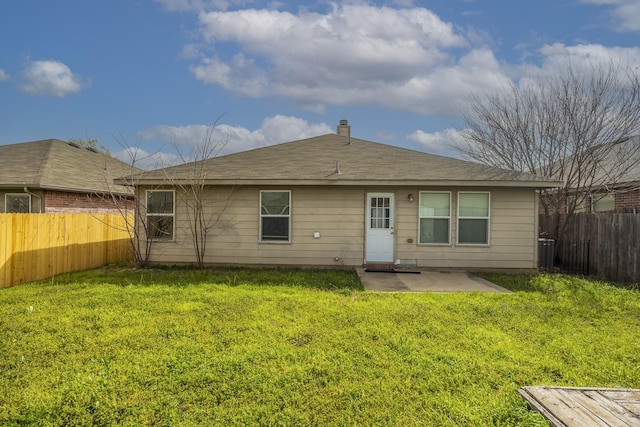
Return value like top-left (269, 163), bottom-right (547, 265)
top-left (1, 0), bottom-right (639, 168)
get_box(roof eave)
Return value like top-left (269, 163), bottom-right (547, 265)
top-left (0, 183), bottom-right (41, 189)
top-left (39, 184), bottom-right (134, 196)
top-left (130, 178), bottom-right (564, 188)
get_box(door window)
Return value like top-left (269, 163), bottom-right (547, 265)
top-left (370, 197), bottom-right (391, 229)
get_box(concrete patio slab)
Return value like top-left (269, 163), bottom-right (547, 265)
top-left (356, 268), bottom-right (511, 293)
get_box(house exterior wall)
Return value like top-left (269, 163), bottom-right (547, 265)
top-left (542, 183), bottom-right (640, 214)
top-left (0, 189), bottom-right (134, 213)
top-left (141, 186), bottom-right (366, 266)
top-left (396, 187), bottom-right (537, 270)
top-left (43, 190), bottom-right (134, 213)
top-left (613, 186), bottom-right (640, 213)
top-left (141, 185), bottom-right (539, 271)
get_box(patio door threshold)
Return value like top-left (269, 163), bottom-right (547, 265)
top-left (364, 263), bottom-right (396, 270)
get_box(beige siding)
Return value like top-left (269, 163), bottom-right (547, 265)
top-left (145, 186), bottom-right (366, 267)
top-left (141, 185), bottom-right (539, 271)
top-left (396, 187), bottom-right (537, 270)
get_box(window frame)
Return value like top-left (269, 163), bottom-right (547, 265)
top-left (592, 193), bottom-right (615, 212)
top-left (418, 191), bottom-right (451, 245)
top-left (145, 190), bottom-right (175, 241)
top-left (259, 190), bottom-right (291, 243)
top-left (457, 191), bottom-right (490, 246)
top-left (5, 193), bottom-right (31, 213)
top-left (567, 194), bottom-right (587, 213)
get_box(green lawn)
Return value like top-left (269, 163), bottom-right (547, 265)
top-left (1, 267), bottom-right (638, 426)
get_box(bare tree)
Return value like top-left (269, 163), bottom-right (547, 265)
top-left (68, 137), bottom-right (111, 155)
top-left (163, 120), bottom-right (235, 268)
top-left (115, 145), bottom-right (156, 268)
top-left (456, 61), bottom-right (640, 242)
top-left (95, 122), bottom-right (235, 269)
top-left (92, 136), bottom-right (164, 268)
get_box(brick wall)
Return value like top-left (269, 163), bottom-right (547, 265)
top-left (541, 185), bottom-right (640, 214)
top-left (615, 187), bottom-right (640, 213)
top-left (43, 190), bottom-right (135, 213)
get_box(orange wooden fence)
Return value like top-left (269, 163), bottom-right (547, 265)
top-left (0, 213), bottom-right (133, 288)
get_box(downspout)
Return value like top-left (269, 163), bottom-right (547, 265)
top-left (23, 187), bottom-right (42, 213)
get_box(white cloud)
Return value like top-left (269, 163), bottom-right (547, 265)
top-left (0, 69), bottom-right (9, 81)
top-left (390, 48), bottom-right (510, 116)
top-left (580, 0), bottom-right (640, 31)
top-left (136, 115), bottom-right (333, 160)
top-left (21, 60), bottom-right (86, 97)
top-left (114, 147), bottom-right (183, 171)
top-left (406, 128), bottom-right (466, 157)
top-left (176, 3), bottom-right (640, 118)
top-left (180, 43), bottom-right (202, 59)
top-left (260, 115), bottom-right (333, 143)
top-left (516, 43), bottom-right (640, 87)
top-left (137, 122), bottom-right (267, 158)
top-left (190, 54), bottom-right (268, 97)
top-left (188, 4), bottom-right (492, 117)
top-left (537, 43), bottom-right (640, 66)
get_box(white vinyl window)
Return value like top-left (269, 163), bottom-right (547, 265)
top-left (146, 190), bottom-right (175, 240)
top-left (5, 194), bottom-right (31, 213)
top-left (567, 194), bottom-right (586, 213)
top-left (419, 192), bottom-right (451, 244)
top-left (592, 194), bottom-right (615, 212)
top-left (260, 190), bottom-right (291, 242)
top-left (458, 192), bottom-right (490, 245)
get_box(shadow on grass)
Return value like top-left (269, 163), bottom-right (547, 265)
top-left (43, 265), bottom-right (365, 293)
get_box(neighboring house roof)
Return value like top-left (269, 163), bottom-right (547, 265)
top-left (0, 139), bottom-right (140, 195)
top-left (556, 135), bottom-right (640, 192)
top-left (595, 135), bottom-right (640, 187)
top-left (128, 133), bottom-right (561, 188)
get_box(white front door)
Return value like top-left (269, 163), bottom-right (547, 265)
top-left (365, 192), bottom-right (395, 263)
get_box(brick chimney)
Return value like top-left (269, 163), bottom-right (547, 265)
top-left (337, 119), bottom-right (351, 138)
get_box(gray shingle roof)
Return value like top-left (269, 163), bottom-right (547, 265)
top-left (0, 139), bottom-right (140, 195)
top-left (597, 136), bottom-right (640, 185)
top-left (128, 134), bottom-right (561, 187)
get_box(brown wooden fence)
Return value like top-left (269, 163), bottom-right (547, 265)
top-left (540, 213), bottom-right (640, 284)
top-left (0, 213), bottom-right (133, 288)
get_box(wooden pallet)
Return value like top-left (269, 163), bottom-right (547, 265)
top-left (519, 386), bottom-right (640, 427)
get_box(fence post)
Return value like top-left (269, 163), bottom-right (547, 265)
top-left (586, 239), bottom-right (590, 276)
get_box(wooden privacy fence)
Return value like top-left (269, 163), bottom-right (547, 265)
top-left (0, 213), bottom-right (133, 288)
top-left (540, 213), bottom-right (640, 284)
